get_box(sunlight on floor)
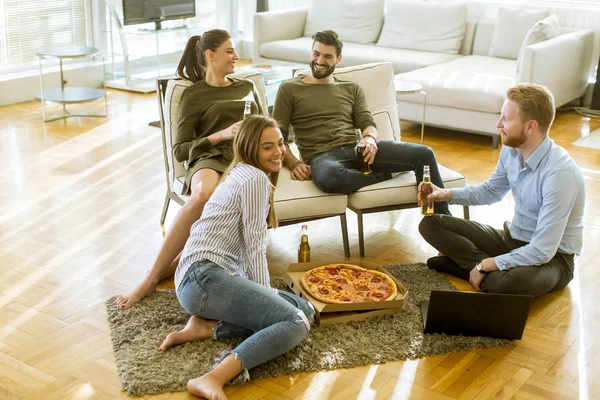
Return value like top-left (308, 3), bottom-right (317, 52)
top-left (570, 264), bottom-right (590, 399)
top-left (391, 359), bottom-right (419, 398)
top-left (355, 365), bottom-right (379, 400)
top-left (301, 370), bottom-right (340, 399)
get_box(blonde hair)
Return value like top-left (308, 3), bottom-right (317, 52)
top-left (221, 115), bottom-right (280, 228)
top-left (506, 83), bottom-right (555, 134)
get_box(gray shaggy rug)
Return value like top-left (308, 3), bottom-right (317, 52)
top-left (105, 263), bottom-right (508, 396)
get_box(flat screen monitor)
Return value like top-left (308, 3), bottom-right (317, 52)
top-left (123, 0), bottom-right (196, 27)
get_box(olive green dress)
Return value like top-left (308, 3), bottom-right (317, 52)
top-left (174, 77), bottom-right (264, 195)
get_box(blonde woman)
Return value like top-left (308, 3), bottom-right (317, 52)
top-left (159, 115), bottom-right (314, 400)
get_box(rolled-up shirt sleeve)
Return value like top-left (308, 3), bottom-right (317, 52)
top-left (240, 174), bottom-right (272, 288)
top-left (494, 168), bottom-right (581, 270)
top-left (451, 147), bottom-right (511, 206)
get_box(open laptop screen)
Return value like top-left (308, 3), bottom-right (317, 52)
top-left (421, 290), bottom-right (533, 340)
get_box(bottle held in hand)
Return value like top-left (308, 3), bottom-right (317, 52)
top-left (298, 224), bottom-right (311, 263)
top-left (355, 129), bottom-right (371, 175)
top-left (421, 165), bottom-right (434, 216)
top-left (243, 101), bottom-right (252, 119)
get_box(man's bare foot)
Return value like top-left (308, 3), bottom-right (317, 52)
top-left (116, 277), bottom-right (157, 310)
top-left (187, 376), bottom-right (227, 400)
top-left (159, 316), bottom-right (216, 351)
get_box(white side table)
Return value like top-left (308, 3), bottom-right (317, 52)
top-left (394, 80), bottom-right (426, 144)
top-left (36, 45), bottom-right (108, 122)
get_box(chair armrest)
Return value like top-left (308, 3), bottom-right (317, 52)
top-left (372, 109), bottom-right (399, 141)
top-left (253, 9), bottom-right (308, 62)
top-left (517, 30), bottom-right (594, 107)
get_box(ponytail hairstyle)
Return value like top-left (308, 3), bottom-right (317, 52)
top-left (176, 29), bottom-right (231, 83)
top-left (220, 115), bottom-right (281, 228)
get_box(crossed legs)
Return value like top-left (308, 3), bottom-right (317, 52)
top-left (419, 214), bottom-right (575, 296)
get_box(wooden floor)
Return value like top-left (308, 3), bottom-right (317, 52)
top-left (1, 89), bottom-right (599, 400)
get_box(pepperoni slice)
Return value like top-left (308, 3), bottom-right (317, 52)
top-left (318, 287), bottom-right (330, 295)
top-left (351, 270), bottom-right (362, 277)
top-left (358, 285), bottom-right (369, 291)
top-left (335, 278), bottom-right (347, 284)
top-left (371, 277), bottom-right (382, 283)
top-left (372, 292), bottom-right (384, 298)
top-left (327, 268), bottom-right (340, 275)
top-left (308, 276), bottom-right (320, 283)
top-left (341, 296), bottom-right (351, 302)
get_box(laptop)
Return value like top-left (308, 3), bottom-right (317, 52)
top-left (420, 290), bottom-right (533, 340)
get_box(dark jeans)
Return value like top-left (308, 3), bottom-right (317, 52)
top-left (419, 214), bottom-right (575, 296)
top-left (309, 141), bottom-right (450, 214)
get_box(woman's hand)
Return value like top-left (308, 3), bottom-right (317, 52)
top-left (220, 121), bottom-right (242, 141)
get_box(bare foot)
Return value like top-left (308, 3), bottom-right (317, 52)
top-left (159, 316), bottom-right (216, 351)
top-left (116, 277), bottom-right (157, 310)
top-left (187, 376), bottom-right (227, 400)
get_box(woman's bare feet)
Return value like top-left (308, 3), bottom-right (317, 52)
top-left (187, 376), bottom-right (228, 400)
top-left (116, 277), bottom-right (157, 309)
top-left (159, 316), bottom-right (217, 351)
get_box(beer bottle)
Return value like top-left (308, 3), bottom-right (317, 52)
top-left (421, 165), bottom-right (434, 216)
top-left (243, 100), bottom-right (252, 119)
top-left (355, 129), bottom-right (372, 175)
top-left (298, 224), bottom-right (311, 263)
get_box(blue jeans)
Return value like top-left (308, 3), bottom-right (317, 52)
top-left (176, 260), bottom-right (315, 380)
top-left (309, 141), bottom-right (450, 214)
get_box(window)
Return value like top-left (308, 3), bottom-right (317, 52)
top-left (0, 0), bottom-right (90, 74)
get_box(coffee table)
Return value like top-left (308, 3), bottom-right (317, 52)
top-left (395, 79), bottom-right (426, 144)
top-left (237, 61), bottom-right (306, 111)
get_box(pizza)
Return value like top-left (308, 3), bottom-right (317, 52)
top-left (300, 264), bottom-right (398, 304)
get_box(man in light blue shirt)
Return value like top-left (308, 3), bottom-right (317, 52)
top-left (418, 84), bottom-right (585, 296)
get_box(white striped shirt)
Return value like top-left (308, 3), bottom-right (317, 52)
top-left (175, 162), bottom-right (272, 290)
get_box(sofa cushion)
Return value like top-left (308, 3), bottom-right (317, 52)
top-left (260, 38), bottom-right (462, 75)
top-left (516, 14), bottom-right (560, 76)
top-left (303, 0), bottom-right (384, 45)
top-left (377, 1), bottom-right (467, 54)
top-left (488, 7), bottom-right (549, 59)
top-left (347, 164), bottom-right (466, 209)
top-left (274, 168), bottom-right (348, 222)
top-left (394, 56), bottom-right (516, 114)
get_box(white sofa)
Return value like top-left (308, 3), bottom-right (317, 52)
top-left (254, 2), bottom-right (595, 148)
top-left (157, 62), bottom-right (468, 258)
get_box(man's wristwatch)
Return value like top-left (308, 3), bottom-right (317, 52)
top-left (475, 261), bottom-right (487, 274)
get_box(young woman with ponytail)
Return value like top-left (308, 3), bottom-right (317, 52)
top-left (116, 30), bottom-right (265, 310)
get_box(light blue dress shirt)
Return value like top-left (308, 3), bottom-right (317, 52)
top-left (450, 136), bottom-right (585, 270)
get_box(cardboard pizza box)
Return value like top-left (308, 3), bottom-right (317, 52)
top-left (283, 259), bottom-right (408, 326)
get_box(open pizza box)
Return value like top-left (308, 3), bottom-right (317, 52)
top-left (283, 259), bottom-right (408, 326)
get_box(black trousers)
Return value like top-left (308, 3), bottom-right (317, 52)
top-left (419, 214), bottom-right (574, 296)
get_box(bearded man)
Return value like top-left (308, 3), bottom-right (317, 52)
top-left (272, 30), bottom-right (450, 215)
top-left (418, 83), bottom-right (585, 296)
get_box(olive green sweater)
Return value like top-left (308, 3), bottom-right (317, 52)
top-left (272, 77), bottom-right (376, 163)
top-left (174, 78), bottom-right (263, 167)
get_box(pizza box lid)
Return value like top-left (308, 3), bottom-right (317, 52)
top-left (284, 259), bottom-right (408, 314)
